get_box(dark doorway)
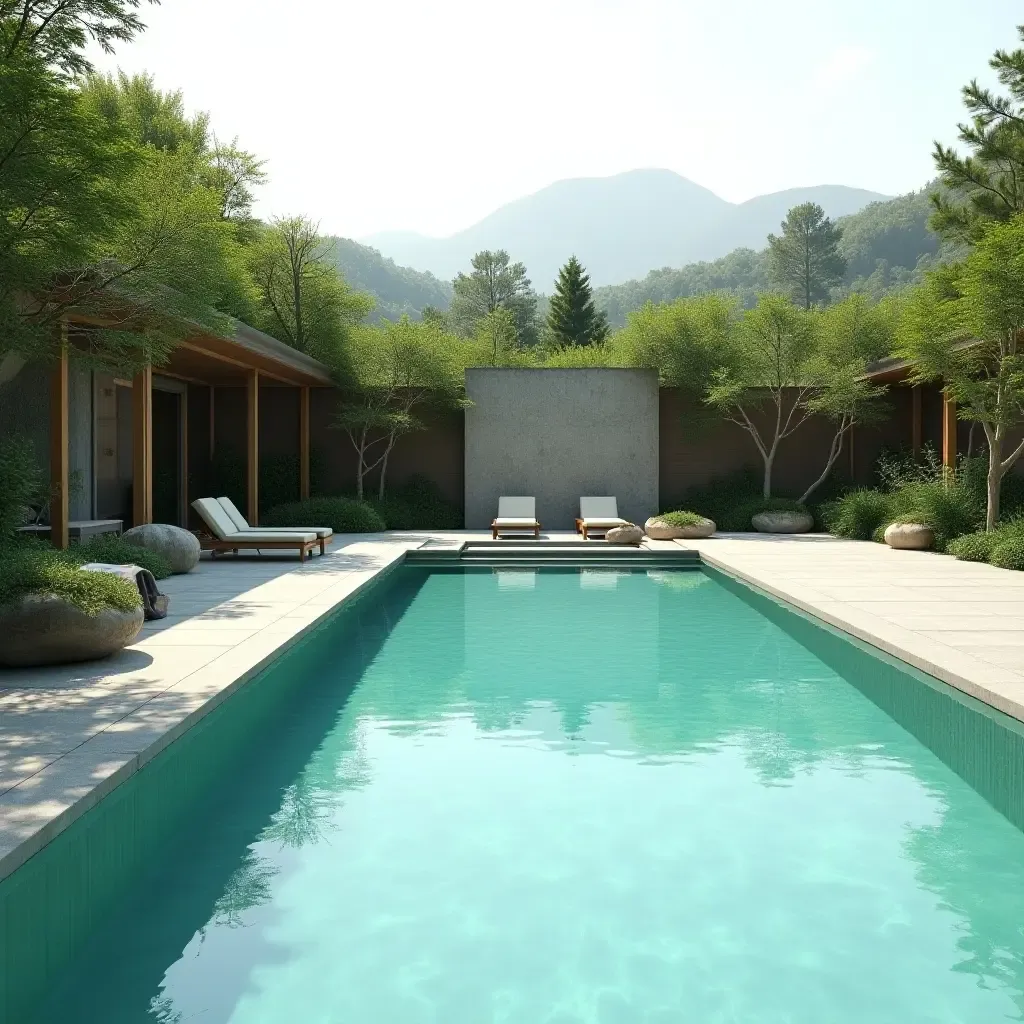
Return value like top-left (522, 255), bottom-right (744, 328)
top-left (153, 388), bottom-right (182, 525)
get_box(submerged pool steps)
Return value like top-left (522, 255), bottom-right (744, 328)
top-left (406, 539), bottom-right (702, 569)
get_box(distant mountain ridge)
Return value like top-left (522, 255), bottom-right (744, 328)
top-left (363, 169), bottom-right (889, 288)
top-left (325, 236), bottom-right (451, 321)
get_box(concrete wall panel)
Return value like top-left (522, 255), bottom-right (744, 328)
top-left (464, 368), bottom-right (659, 530)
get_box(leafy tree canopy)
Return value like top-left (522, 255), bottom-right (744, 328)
top-left (449, 249), bottom-right (538, 345)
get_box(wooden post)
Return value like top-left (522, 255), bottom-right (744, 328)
top-left (180, 388), bottom-right (189, 526)
top-left (911, 384), bottom-right (922, 458)
top-left (942, 390), bottom-right (957, 481)
top-left (132, 364), bottom-right (153, 525)
top-left (300, 386), bottom-right (310, 501)
top-left (247, 369), bottom-right (259, 525)
top-left (49, 335), bottom-right (69, 549)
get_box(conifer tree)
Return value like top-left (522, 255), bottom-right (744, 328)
top-left (546, 255), bottom-right (609, 346)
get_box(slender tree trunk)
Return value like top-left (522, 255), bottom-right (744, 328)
top-left (987, 449), bottom-right (1002, 532)
top-left (763, 448), bottom-right (775, 498)
top-left (799, 417), bottom-right (849, 504)
top-left (378, 436), bottom-right (396, 500)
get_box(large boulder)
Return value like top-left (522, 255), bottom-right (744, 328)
top-left (0, 595), bottom-right (143, 667)
top-left (884, 522), bottom-right (934, 550)
top-left (606, 524), bottom-right (644, 545)
top-left (122, 523), bottom-right (200, 573)
top-left (752, 511), bottom-right (814, 534)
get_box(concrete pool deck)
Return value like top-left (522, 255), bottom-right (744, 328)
top-left (2, 530), bottom-right (1023, 881)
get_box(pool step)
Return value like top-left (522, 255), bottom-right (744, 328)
top-left (406, 540), bottom-right (700, 568)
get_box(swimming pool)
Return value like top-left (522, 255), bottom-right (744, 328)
top-left (9, 565), bottom-right (1024, 1022)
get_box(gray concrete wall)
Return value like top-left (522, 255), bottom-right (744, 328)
top-left (465, 368), bottom-right (659, 529)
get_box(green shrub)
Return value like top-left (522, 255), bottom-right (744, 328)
top-left (675, 466), bottom-right (762, 529)
top-left (947, 530), bottom-right (1001, 562)
top-left (264, 496), bottom-right (385, 533)
top-left (886, 480), bottom-right (982, 552)
top-left (821, 489), bottom-right (891, 540)
top-left (655, 510), bottom-right (705, 528)
top-left (368, 476), bottom-right (462, 530)
top-left (991, 537), bottom-right (1024, 571)
top-left (76, 535), bottom-right (173, 580)
top-left (0, 546), bottom-right (140, 614)
top-left (0, 435), bottom-right (43, 539)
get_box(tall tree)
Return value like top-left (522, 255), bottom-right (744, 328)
top-left (248, 217), bottom-right (372, 364)
top-left (0, 0), bottom-right (156, 77)
top-left (706, 294), bottom-right (818, 497)
top-left (897, 216), bottom-right (1024, 530)
top-left (767, 203), bottom-right (846, 309)
top-left (334, 317), bottom-right (466, 499)
top-left (448, 249), bottom-right (537, 345)
top-left (932, 26), bottom-right (1024, 242)
top-left (546, 255), bottom-right (609, 347)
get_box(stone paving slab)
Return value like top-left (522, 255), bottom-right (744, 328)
top-left (0, 536), bottom-right (416, 880)
top-left (684, 533), bottom-right (1024, 724)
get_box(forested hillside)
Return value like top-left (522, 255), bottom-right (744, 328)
top-left (595, 185), bottom-right (955, 326)
top-left (326, 237), bottom-right (452, 321)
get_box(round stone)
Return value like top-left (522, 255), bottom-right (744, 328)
top-left (884, 522), bottom-right (934, 550)
top-left (606, 524), bottom-right (644, 545)
top-left (122, 523), bottom-right (200, 573)
top-left (751, 511), bottom-right (814, 534)
top-left (0, 595), bottom-right (143, 667)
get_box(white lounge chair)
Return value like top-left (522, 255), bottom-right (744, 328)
top-left (491, 496), bottom-right (541, 539)
top-left (217, 496), bottom-right (332, 554)
top-left (191, 497), bottom-right (320, 561)
top-left (576, 496), bottom-right (629, 539)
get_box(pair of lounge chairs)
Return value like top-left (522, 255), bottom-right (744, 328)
top-left (490, 496), bottom-right (630, 539)
top-left (192, 497), bottom-right (333, 561)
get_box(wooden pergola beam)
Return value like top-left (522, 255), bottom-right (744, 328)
top-left (247, 369), bottom-right (259, 525)
top-left (49, 336), bottom-right (69, 549)
top-left (300, 386), bottom-right (310, 501)
top-left (942, 390), bottom-right (957, 477)
top-left (132, 364), bottom-right (153, 525)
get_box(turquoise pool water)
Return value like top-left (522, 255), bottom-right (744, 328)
top-left (24, 566), bottom-right (1024, 1022)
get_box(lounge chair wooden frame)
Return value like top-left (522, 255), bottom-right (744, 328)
top-left (197, 532), bottom-right (322, 561)
top-left (491, 520), bottom-right (542, 540)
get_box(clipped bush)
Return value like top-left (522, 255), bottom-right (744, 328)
top-left (655, 510), bottom-right (705, 528)
top-left (821, 489), bottom-right (891, 540)
top-left (946, 530), bottom-right (1001, 563)
top-left (264, 496), bottom-right (385, 533)
top-left (369, 476), bottom-right (462, 530)
top-left (674, 466), bottom-right (762, 530)
top-left (991, 537), bottom-right (1024, 571)
top-left (0, 546), bottom-right (140, 615)
top-left (75, 535), bottom-right (173, 580)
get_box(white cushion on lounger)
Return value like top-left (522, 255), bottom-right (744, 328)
top-left (228, 531), bottom-right (317, 543)
top-left (497, 496), bottom-right (537, 519)
top-left (193, 497), bottom-right (238, 539)
top-left (217, 496), bottom-right (333, 539)
top-left (493, 517), bottom-right (540, 527)
top-left (579, 518), bottom-right (628, 528)
top-left (579, 496), bottom-right (620, 520)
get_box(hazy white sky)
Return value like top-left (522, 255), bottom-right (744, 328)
top-left (92, 0), bottom-right (1023, 239)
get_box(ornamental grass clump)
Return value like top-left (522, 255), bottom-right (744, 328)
top-left (821, 489), bottom-right (891, 541)
top-left (655, 511), bottom-right (705, 528)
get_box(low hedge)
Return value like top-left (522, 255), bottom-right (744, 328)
top-left (368, 476), bottom-right (462, 530)
top-left (991, 537), bottom-right (1024, 571)
top-left (0, 546), bottom-right (140, 615)
top-left (263, 496), bottom-right (385, 533)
